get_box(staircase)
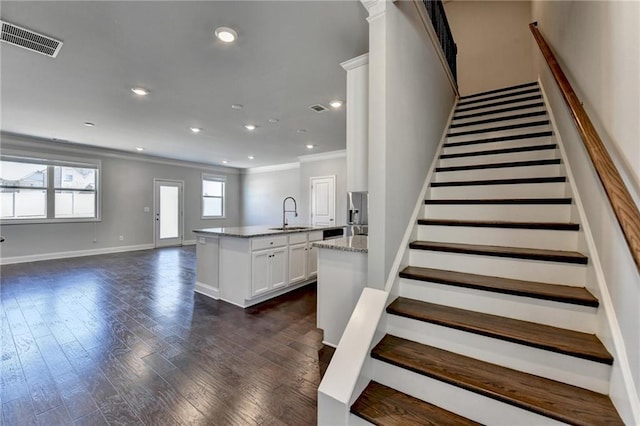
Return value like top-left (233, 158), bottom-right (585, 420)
top-left (349, 82), bottom-right (624, 425)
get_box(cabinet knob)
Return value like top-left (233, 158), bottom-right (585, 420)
top-left (270, 242), bottom-right (274, 245)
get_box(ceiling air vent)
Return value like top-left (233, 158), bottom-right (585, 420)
top-left (1, 20), bottom-right (63, 58)
top-left (309, 104), bottom-right (329, 113)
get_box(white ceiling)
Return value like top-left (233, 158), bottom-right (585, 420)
top-left (0, 1), bottom-right (369, 168)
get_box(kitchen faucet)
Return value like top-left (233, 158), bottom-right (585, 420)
top-left (282, 196), bottom-right (298, 229)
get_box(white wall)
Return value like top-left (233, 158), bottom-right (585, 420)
top-left (0, 134), bottom-right (241, 261)
top-left (444, 0), bottom-right (535, 96)
top-left (367, 0), bottom-right (456, 289)
top-left (240, 154), bottom-right (348, 228)
top-left (240, 165), bottom-right (301, 227)
top-left (532, 1), bottom-right (640, 422)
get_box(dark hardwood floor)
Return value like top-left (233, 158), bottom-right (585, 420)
top-left (1, 246), bottom-right (323, 425)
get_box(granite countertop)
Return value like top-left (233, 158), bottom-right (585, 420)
top-left (193, 225), bottom-right (343, 238)
top-left (313, 235), bottom-right (368, 253)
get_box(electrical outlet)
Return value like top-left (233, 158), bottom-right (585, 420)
top-left (119, 235), bottom-right (124, 241)
top-left (144, 206), bottom-right (150, 213)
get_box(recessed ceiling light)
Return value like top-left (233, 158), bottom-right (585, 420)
top-left (190, 127), bottom-right (201, 133)
top-left (222, 160), bottom-right (228, 164)
top-left (131, 87), bottom-right (149, 96)
top-left (83, 122), bottom-right (95, 127)
top-left (248, 155), bottom-right (254, 160)
top-left (135, 147), bottom-right (144, 152)
top-left (297, 129), bottom-right (307, 134)
top-left (231, 104), bottom-right (244, 110)
top-left (215, 27), bottom-right (238, 43)
top-left (306, 144), bottom-right (315, 149)
top-left (268, 118), bottom-right (279, 124)
top-left (245, 124), bottom-right (256, 131)
top-left (329, 100), bottom-right (343, 108)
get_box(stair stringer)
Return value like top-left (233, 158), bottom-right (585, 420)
top-left (538, 77), bottom-right (640, 424)
top-left (317, 102), bottom-right (457, 426)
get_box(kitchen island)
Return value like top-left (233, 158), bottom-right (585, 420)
top-left (193, 225), bottom-right (343, 308)
top-left (314, 235), bottom-right (368, 346)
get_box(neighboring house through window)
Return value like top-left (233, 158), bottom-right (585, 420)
top-left (0, 157), bottom-right (100, 222)
top-left (202, 174), bottom-right (225, 218)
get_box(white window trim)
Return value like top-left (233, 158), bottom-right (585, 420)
top-left (201, 173), bottom-right (226, 219)
top-left (0, 153), bottom-right (102, 225)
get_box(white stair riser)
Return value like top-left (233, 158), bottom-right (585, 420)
top-left (461, 85), bottom-right (539, 102)
top-left (452, 106), bottom-right (547, 125)
top-left (434, 164), bottom-right (562, 182)
top-left (423, 203), bottom-right (572, 223)
top-left (398, 278), bottom-right (596, 333)
top-left (417, 224), bottom-right (579, 251)
top-left (439, 148), bottom-right (559, 168)
top-left (348, 414), bottom-right (373, 425)
top-left (442, 137), bottom-right (553, 156)
top-left (446, 125), bottom-right (551, 144)
top-left (430, 182), bottom-right (568, 199)
top-left (384, 317), bottom-right (611, 394)
top-left (458, 89), bottom-right (541, 109)
top-left (371, 358), bottom-right (566, 425)
top-left (454, 99), bottom-right (545, 119)
top-left (409, 249), bottom-right (586, 285)
top-left (448, 115), bottom-right (548, 134)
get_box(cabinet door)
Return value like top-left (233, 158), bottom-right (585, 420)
top-left (251, 250), bottom-right (270, 296)
top-left (270, 248), bottom-right (288, 289)
top-left (289, 243), bottom-right (307, 284)
top-left (307, 243), bottom-right (318, 278)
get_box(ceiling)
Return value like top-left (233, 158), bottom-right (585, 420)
top-left (0, 1), bottom-right (369, 168)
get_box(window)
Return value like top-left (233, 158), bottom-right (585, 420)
top-left (202, 174), bottom-right (225, 218)
top-left (0, 158), bottom-right (99, 223)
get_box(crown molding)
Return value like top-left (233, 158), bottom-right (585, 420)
top-left (0, 132), bottom-right (241, 174)
top-left (298, 149), bottom-right (346, 163)
top-left (341, 53), bottom-right (370, 71)
top-left (243, 162), bottom-right (300, 175)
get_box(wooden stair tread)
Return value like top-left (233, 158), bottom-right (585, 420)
top-left (431, 176), bottom-right (566, 187)
top-left (417, 218), bottom-right (579, 231)
top-left (439, 143), bottom-right (557, 159)
top-left (459, 81), bottom-right (538, 100)
top-left (457, 88), bottom-right (541, 107)
top-left (449, 110), bottom-right (547, 129)
top-left (386, 298), bottom-right (612, 364)
top-left (456, 95), bottom-right (543, 113)
top-left (409, 240), bottom-right (588, 264)
top-left (399, 266), bottom-right (598, 307)
top-left (350, 381), bottom-right (480, 426)
top-left (425, 197), bottom-right (572, 205)
top-left (453, 102), bottom-right (545, 121)
top-left (446, 119), bottom-right (549, 137)
top-left (372, 335), bottom-right (622, 425)
top-left (444, 131), bottom-right (553, 148)
top-left (436, 158), bottom-right (561, 172)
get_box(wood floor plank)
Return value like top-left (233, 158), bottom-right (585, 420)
top-left (1, 246), bottom-right (323, 425)
top-left (387, 298), bottom-right (612, 364)
top-left (399, 266), bottom-right (598, 307)
top-left (351, 381), bottom-right (480, 425)
top-left (372, 335), bottom-right (622, 426)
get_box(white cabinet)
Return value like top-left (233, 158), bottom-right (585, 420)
top-left (289, 243), bottom-right (308, 284)
top-left (251, 247), bottom-right (287, 297)
top-left (307, 243), bottom-right (318, 278)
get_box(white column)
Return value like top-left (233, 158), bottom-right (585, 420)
top-left (341, 54), bottom-right (369, 193)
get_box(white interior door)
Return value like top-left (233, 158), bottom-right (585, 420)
top-left (154, 179), bottom-right (183, 248)
top-left (310, 176), bottom-right (336, 227)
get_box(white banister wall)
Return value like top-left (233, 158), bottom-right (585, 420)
top-left (532, 1), bottom-right (640, 422)
top-left (366, 0), bottom-right (456, 289)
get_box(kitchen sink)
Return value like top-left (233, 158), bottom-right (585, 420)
top-left (269, 226), bottom-right (313, 231)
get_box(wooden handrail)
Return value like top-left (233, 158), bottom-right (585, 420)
top-left (530, 22), bottom-right (640, 275)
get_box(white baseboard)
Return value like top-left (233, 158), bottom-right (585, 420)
top-left (0, 243), bottom-right (155, 265)
top-left (182, 239), bottom-right (197, 246)
top-left (194, 281), bottom-right (220, 300)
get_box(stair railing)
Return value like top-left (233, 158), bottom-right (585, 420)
top-left (530, 22), bottom-right (640, 275)
top-left (422, 0), bottom-right (457, 84)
